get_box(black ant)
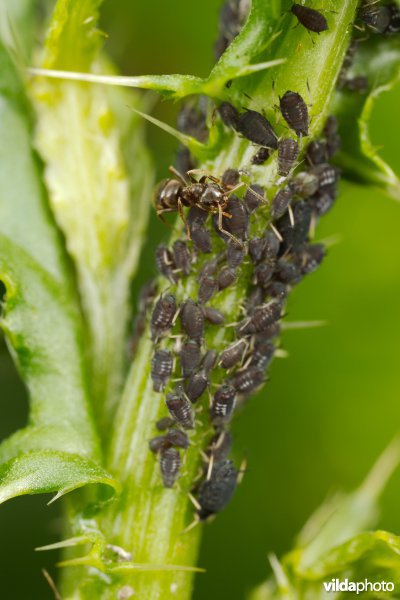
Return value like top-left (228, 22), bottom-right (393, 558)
top-left (154, 167), bottom-right (248, 247)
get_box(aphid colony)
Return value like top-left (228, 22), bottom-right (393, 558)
top-left (131, 96), bottom-right (342, 523)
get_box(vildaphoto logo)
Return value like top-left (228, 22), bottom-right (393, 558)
top-left (323, 579), bottom-right (395, 594)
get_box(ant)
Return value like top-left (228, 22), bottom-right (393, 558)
top-left (154, 167), bottom-right (248, 247)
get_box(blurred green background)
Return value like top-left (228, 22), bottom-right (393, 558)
top-left (1, 0), bottom-right (400, 597)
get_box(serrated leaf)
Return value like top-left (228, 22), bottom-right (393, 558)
top-left (0, 42), bottom-right (116, 502)
top-left (334, 37), bottom-right (400, 200)
top-left (31, 0), bottom-right (153, 428)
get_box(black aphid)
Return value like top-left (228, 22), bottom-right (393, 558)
top-left (221, 196), bottom-right (249, 241)
top-left (180, 299), bottom-right (205, 341)
top-left (359, 4), bottom-right (392, 33)
top-left (248, 237), bottom-right (266, 263)
top-left (198, 257), bottom-right (218, 280)
top-left (149, 435), bottom-right (169, 454)
top-left (299, 243), bottom-right (325, 274)
top-left (227, 241), bottom-right (245, 268)
top-left (230, 365), bottom-right (265, 394)
top-left (151, 349), bottom-right (173, 392)
top-left (279, 91), bottom-right (309, 137)
top-left (245, 286), bottom-right (264, 315)
top-left (238, 300), bottom-right (282, 335)
top-left (254, 263), bottom-right (274, 289)
top-left (165, 429), bottom-right (190, 450)
top-left (166, 390), bottom-right (195, 429)
top-left (236, 109), bottom-right (278, 149)
top-left (290, 3), bottom-right (328, 33)
top-left (218, 266), bottom-right (237, 290)
top-left (278, 201), bottom-right (312, 253)
top-left (278, 138), bottom-right (299, 176)
top-left (186, 369), bottom-right (208, 403)
top-left (290, 172), bottom-right (319, 198)
top-left (197, 460), bottom-right (238, 520)
top-left (306, 140), bottom-right (327, 166)
top-left (156, 417), bottom-right (175, 431)
top-left (151, 294), bottom-right (177, 341)
top-left (250, 339), bottom-right (275, 370)
top-left (211, 384), bottom-right (237, 425)
top-left (244, 184), bottom-right (264, 213)
top-left (275, 258), bottom-right (303, 284)
top-left (309, 188), bottom-right (337, 216)
top-left (266, 281), bottom-right (288, 300)
top-left (155, 245), bottom-right (176, 283)
top-left (204, 306), bottom-right (225, 325)
top-left (311, 163), bottom-right (340, 189)
top-left (324, 115), bottom-right (338, 138)
top-left (218, 102), bottom-right (240, 129)
top-left (270, 187), bottom-right (293, 220)
top-left (263, 230), bottom-right (281, 260)
top-left (342, 76), bottom-right (369, 93)
top-left (180, 340), bottom-right (202, 378)
top-left (202, 349), bottom-right (218, 373)
top-left (173, 240), bottom-right (192, 276)
top-left (222, 168), bottom-right (240, 187)
top-left (198, 275), bottom-right (218, 304)
top-left (251, 147), bottom-right (272, 165)
top-left (160, 447), bottom-right (181, 488)
top-left (219, 338), bottom-right (247, 369)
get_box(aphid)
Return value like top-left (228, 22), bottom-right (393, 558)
top-left (211, 384), bottom-right (237, 425)
top-left (359, 4), bottom-right (392, 33)
top-left (299, 243), bottom-right (325, 273)
top-left (160, 447), bottom-right (181, 488)
top-left (324, 115), bottom-right (338, 138)
top-left (186, 369), bottom-right (209, 403)
top-left (219, 338), bottom-right (247, 369)
top-left (197, 459), bottom-right (238, 520)
top-left (270, 187), bottom-right (293, 220)
top-left (177, 98), bottom-right (208, 141)
top-left (208, 430), bottom-right (233, 463)
top-left (227, 240), bottom-right (245, 268)
top-left (230, 365), bottom-right (265, 394)
top-left (204, 306), bottom-right (225, 325)
top-left (165, 429), bottom-right (190, 449)
top-left (251, 147), bottom-right (272, 165)
top-left (155, 245), bottom-right (176, 283)
top-left (278, 201), bottom-right (312, 253)
top-left (149, 435), bottom-right (169, 454)
top-left (254, 263), bottom-right (274, 289)
top-left (218, 102), bottom-right (240, 129)
top-left (387, 4), bottom-right (400, 33)
top-left (278, 138), bottom-right (299, 176)
top-left (180, 340), bottom-right (202, 378)
top-left (259, 322), bottom-right (281, 340)
top-left (323, 115), bottom-right (341, 158)
top-left (151, 294), bottom-right (177, 341)
top-left (244, 184), bottom-right (264, 213)
top-left (238, 300), bottom-right (282, 335)
top-left (310, 163), bottom-right (340, 189)
top-left (221, 196), bottom-right (249, 241)
top-left (218, 266), bottom-right (237, 290)
top-left (245, 286), bottom-right (264, 315)
top-left (326, 133), bottom-right (341, 159)
top-left (306, 140), bottom-right (327, 166)
top-left (266, 280), bottom-right (288, 300)
top-left (156, 417), bottom-right (176, 431)
top-left (198, 257), bottom-right (218, 280)
top-left (309, 188), bottom-right (337, 216)
top-left (250, 339), bottom-right (275, 370)
top-left (275, 258), bottom-right (303, 284)
top-left (222, 168), bottom-right (240, 187)
top-left (180, 299), bottom-right (205, 341)
top-left (151, 349), bottom-right (173, 392)
top-left (129, 280), bottom-right (158, 354)
top-left (176, 146), bottom-right (195, 175)
top-left (263, 230), bottom-right (281, 260)
top-left (279, 91), bottom-right (309, 137)
top-left (248, 237), bottom-right (266, 263)
top-left (202, 349), bottom-right (218, 373)
top-left (290, 3), bottom-right (328, 33)
top-left (173, 240), bottom-right (192, 276)
top-left (198, 275), bottom-right (218, 304)
top-left (236, 109), bottom-right (278, 149)
top-left (342, 76), bottom-right (369, 93)
top-left (166, 390), bottom-right (195, 429)
top-left (290, 172), bottom-right (319, 198)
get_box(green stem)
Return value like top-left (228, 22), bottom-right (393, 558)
top-left (62, 1), bottom-right (360, 598)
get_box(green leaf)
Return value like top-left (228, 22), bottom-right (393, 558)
top-left (0, 42), bottom-right (116, 502)
top-left (334, 37), bottom-right (400, 200)
top-left (31, 0), bottom-right (153, 429)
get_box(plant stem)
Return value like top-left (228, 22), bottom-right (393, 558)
top-left (61, 2), bottom-right (360, 598)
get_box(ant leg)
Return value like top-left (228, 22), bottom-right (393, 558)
top-left (270, 223), bottom-right (283, 242)
top-left (187, 169), bottom-right (220, 184)
top-left (226, 182), bottom-right (246, 196)
top-left (169, 165), bottom-right (191, 185)
top-left (178, 198), bottom-right (191, 239)
top-left (217, 205), bottom-right (244, 248)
